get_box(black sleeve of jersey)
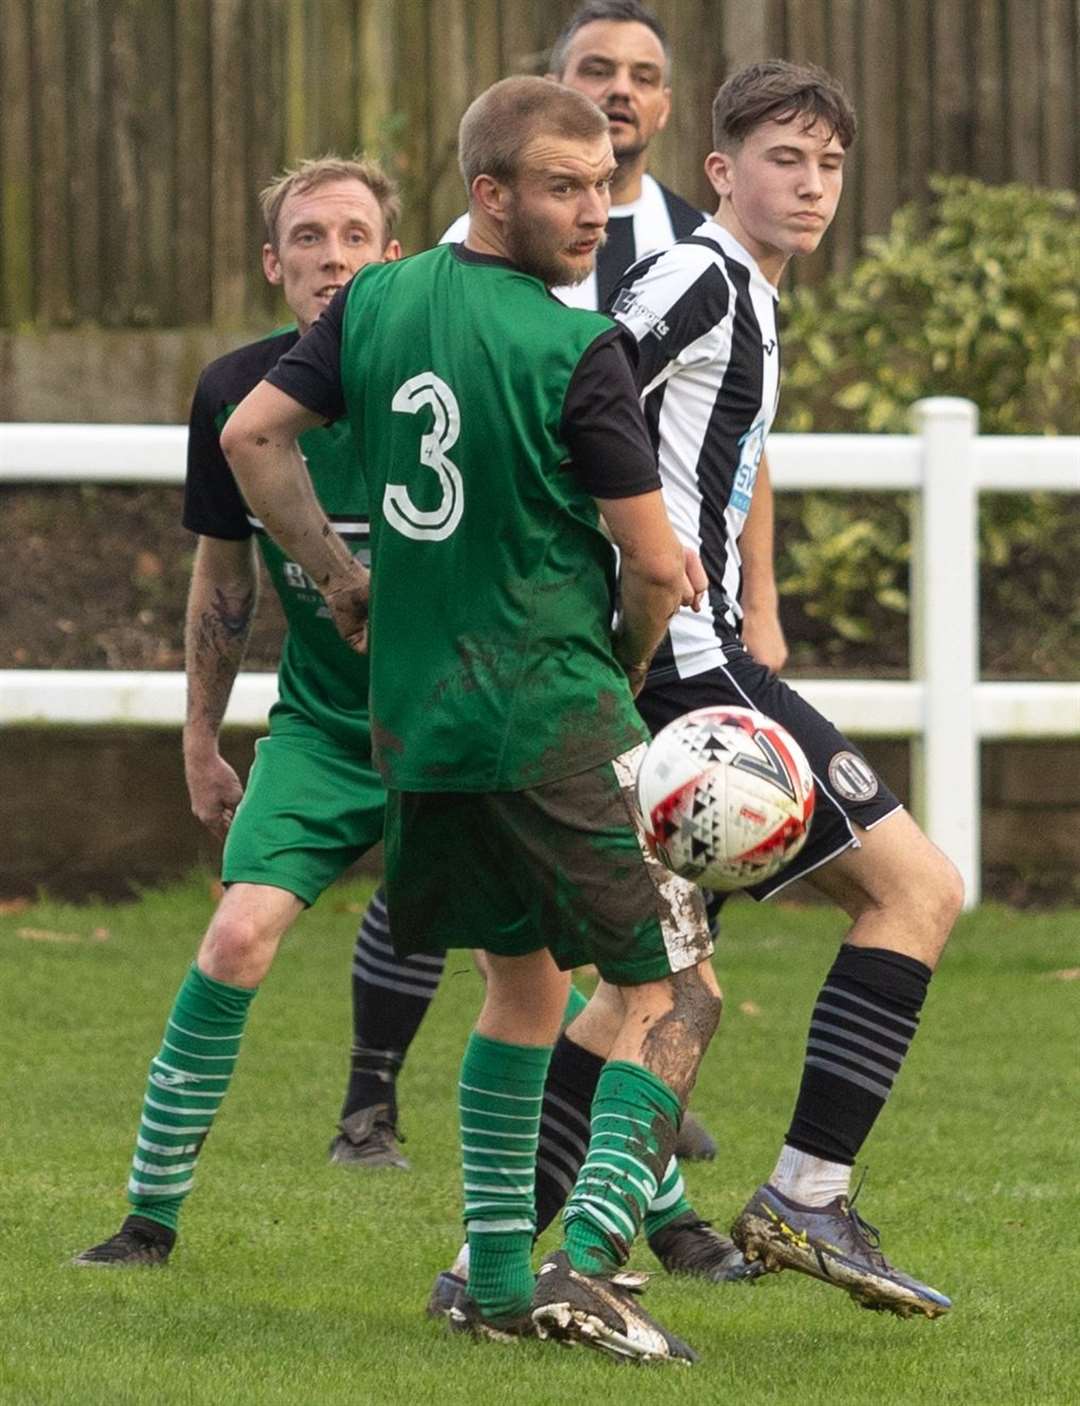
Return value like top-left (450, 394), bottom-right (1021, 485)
top-left (264, 280), bottom-right (350, 421)
top-left (182, 371), bottom-right (253, 540)
top-left (560, 328), bottom-right (662, 499)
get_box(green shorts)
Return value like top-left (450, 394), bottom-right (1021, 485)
top-left (383, 743), bottom-right (712, 987)
top-left (222, 730), bottom-right (385, 906)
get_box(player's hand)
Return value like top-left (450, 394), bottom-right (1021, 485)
top-left (324, 565), bottom-right (371, 655)
top-left (741, 605), bottom-right (788, 674)
top-left (185, 751), bottom-right (244, 841)
top-left (681, 548), bottom-right (707, 612)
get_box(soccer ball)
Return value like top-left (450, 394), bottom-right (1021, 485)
top-left (637, 705), bottom-right (816, 891)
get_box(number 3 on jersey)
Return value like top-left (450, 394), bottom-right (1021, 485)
top-left (384, 372), bottom-right (464, 541)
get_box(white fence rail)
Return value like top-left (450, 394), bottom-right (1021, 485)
top-left (2, 399), bottom-right (1078, 907)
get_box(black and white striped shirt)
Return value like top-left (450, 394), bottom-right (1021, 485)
top-left (440, 174), bottom-right (701, 310)
top-left (611, 220), bottom-right (781, 679)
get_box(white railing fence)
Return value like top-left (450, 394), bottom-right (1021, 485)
top-left (2, 399), bottom-right (1078, 908)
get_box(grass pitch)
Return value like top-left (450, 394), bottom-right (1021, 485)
top-left (1, 877), bottom-right (1078, 1405)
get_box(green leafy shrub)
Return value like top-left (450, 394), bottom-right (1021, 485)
top-left (774, 177), bottom-right (1079, 678)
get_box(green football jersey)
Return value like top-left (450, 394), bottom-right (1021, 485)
top-left (185, 328), bottom-right (372, 755)
top-left (337, 245), bottom-right (648, 792)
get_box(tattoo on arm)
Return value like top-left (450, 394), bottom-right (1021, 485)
top-left (186, 584), bottom-right (256, 733)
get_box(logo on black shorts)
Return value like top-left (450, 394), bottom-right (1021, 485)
top-left (828, 751), bottom-right (879, 802)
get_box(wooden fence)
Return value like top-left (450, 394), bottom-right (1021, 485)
top-left (1, 0), bottom-right (1078, 331)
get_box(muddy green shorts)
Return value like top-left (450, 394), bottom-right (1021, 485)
top-left (222, 730), bottom-right (385, 906)
top-left (383, 743), bottom-right (712, 987)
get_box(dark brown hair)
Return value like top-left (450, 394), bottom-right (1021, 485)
top-left (712, 60), bottom-right (856, 151)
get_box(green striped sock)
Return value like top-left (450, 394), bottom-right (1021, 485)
top-left (126, 963), bottom-right (256, 1232)
top-left (563, 1060), bottom-right (681, 1275)
top-left (459, 1031), bottom-right (552, 1320)
top-left (642, 1156), bottom-right (692, 1238)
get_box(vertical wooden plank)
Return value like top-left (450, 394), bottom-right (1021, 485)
top-left (650, 0), bottom-right (710, 210)
top-left (67, 0), bottom-right (104, 324)
top-left (826, 0), bottom-right (861, 275)
top-left (785, 0), bottom-right (829, 62)
top-left (973, 0), bottom-right (1007, 183)
top-left (32, 0), bottom-right (75, 324)
top-left (860, 0), bottom-right (900, 237)
top-left (395, 0), bottom-right (433, 253)
top-left (1041, 0), bottom-right (1076, 187)
top-left (210, 0), bottom-right (249, 326)
top-left (136, 0), bottom-right (177, 325)
top-left (175, 0), bottom-right (213, 325)
top-left (103, 0), bottom-right (141, 326)
top-left (1004, 0), bottom-right (1042, 180)
top-left (932, 0), bottom-right (974, 173)
top-left (283, 0), bottom-right (307, 164)
top-left (0, 0), bottom-right (36, 326)
top-left (304, 0), bottom-right (353, 157)
top-left (248, 0), bottom-right (286, 324)
top-left (427, 0), bottom-right (470, 242)
top-left (722, 0), bottom-right (772, 69)
top-left (468, 0), bottom-right (503, 93)
top-left (500, 0), bottom-right (544, 73)
top-left (898, 0), bottom-right (932, 208)
top-left (357, 0), bottom-right (397, 161)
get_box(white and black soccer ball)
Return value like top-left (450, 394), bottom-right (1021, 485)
top-left (637, 705), bottom-right (816, 892)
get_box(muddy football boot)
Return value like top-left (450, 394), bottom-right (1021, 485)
top-left (328, 1105), bottom-right (409, 1169)
top-left (731, 1183), bottom-right (952, 1319)
top-left (531, 1250), bottom-right (699, 1365)
top-left (72, 1215), bottom-right (175, 1267)
top-left (648, 1212), bottom-right (764, 1283)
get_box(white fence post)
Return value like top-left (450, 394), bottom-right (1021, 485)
top-left (910, 397), bottom-right (980, 907)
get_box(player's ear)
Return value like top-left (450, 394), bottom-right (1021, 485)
top-left (262, 243), bottom-right (284, 286)
top-left (655, 86), bottom-right (672, 134)
top-left (471, 173), bottom-right (511, 222)
top-left (705, 149), bottom-right (735, 200)
top-left (382, 239), bottom-right (403, 263)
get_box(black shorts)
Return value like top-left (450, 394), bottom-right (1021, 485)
top-left (636, 646), bottom-right (903, 901)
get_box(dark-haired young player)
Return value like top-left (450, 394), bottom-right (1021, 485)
top-left (603, 60), bottom-right (963, 1319)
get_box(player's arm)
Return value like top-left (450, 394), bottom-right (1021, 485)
top-left (594, 491), bottom-right (685, 694)
top-left (222, 285), bottom-right (369, 653)
top-left (183, 535), bottom-right (258, 838)
top-left (221, 382), bottom-right (369, 652)
top-left (739, 451), bottom-right (788, 673)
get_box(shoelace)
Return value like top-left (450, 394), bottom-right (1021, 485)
top-left (846, 1169), bottom-right (886, 1261)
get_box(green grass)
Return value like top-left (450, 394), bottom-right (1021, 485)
top-left (1, 878), bottom-right (1078, 1405)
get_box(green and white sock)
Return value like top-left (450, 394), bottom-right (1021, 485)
top-left (563, 1060), bottom-right (681, 1275)
top-left (459, 1031), bottom-right (552, 1320)
top-left (126, 963), bottom-right (256, 1232)
top-left (642, 1156), bottom-right (692, 1238)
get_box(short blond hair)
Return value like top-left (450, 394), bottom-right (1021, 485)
top-left (259, 154), bottom-right (401, 250)
top-left (458, 76), bottom-right (608, 192)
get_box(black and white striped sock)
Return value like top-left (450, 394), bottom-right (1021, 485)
top-left (784, 944), bottom-right (932, 1168)
top-left (342, 886), bottom-right (445, 1121)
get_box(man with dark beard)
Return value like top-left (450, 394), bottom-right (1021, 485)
top-left (221, 75), bottom-right (721, 1366)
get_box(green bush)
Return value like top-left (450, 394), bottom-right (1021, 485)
top-left (774, 177), bottom-right (1079, 678)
